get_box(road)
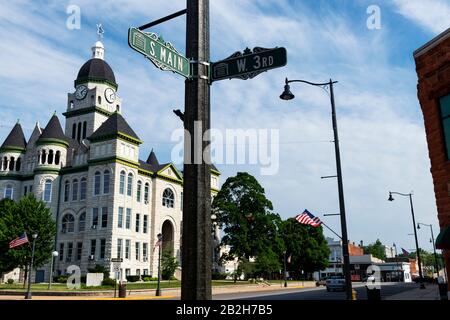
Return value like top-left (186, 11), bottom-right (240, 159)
top-left (213, 282), bottom-right (420, 300)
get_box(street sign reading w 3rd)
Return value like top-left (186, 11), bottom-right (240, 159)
top-left (128, 27), bottom-right (190, 78)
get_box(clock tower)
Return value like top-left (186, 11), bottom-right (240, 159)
top-left (63, 40), bottom-right (122, 145)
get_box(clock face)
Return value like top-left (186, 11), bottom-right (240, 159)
top-left (105, 88), bottom-right (116, 103)
top-left (75, 85), bottom-right (88, 100)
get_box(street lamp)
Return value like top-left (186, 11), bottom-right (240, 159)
top-left (280, 77), bottom-right (353, 300)
top-left (156, 233), bottom-right (163, 296)
top-left (388, 191), bottom-right (425, 289)
top-left (417, 222), bottom-right (440, 279)
top-left (283, 251), bottom-right (287, 288)
top-left (25, 233), bottom-right (38, 299)
top-left (48, 251), bottom-right (59, 290)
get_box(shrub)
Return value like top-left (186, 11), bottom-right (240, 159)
top-left (142, 276), bottom-right (151, 282)
top-left (126, 275), bottom-right (141, 282)
top-left (101, 278), bottom-right (116, 287)
top-left (53, 275), bottom-right (68, 283)
top-left (7, 279), bottom-right (14, 284)
top-left (88, 264), bottom-right (110, 279)
top-left (212, 272), bottom-right (228, 280)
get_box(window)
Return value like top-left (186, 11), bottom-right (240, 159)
top-left (126, 208), bottom-right (131, 229)
top-left (92, 208), bottom-right (99, 228)
top-left (55, 151), bottom-right (60, 165)
top-left (118, 207), bottom-right (124, 228)
top-left (78, 212), bottom-right (86, 232)
top-left (72, 123), bottom-right (76, 139)
top-left (135, 214), bottom-right (140, 232)
top-left (101, 207), bottom-right (108, 228)
top-left (143, 243), bottom-right (148, 261)
top-left (41, 150), bottom-right (46, 164)
top-left (136, 269), bottom-right (140, 276)
top-left (135, 242), bottom-right (140, 260)
top-left (62, 214), bottom-right (75, 233)
top-left (77, 122), bottom-right (82, 142)
top-left (48, 150), bottom-right (54, 164)
top-left (143, 215), bottom-right (148, 234)
top-left (127, 173), bottom-right (133, 196)
top-left (4, 184), bottom-right (13, 200)
top-left (64, 181), bottom-right (70, 202)
top-left (98, 96), bottom-right (101, 105)
top-left (137, 181), bottom-right (142, 202)
top-left (66, 243), bottom-right (73, 262)
top-left (103, 170), bottom-right (110, 194)
top-left (125, 240), bottom-right (130, 260)
top-left (125, 269), bottom-right (130, 276)
top-left (440, 94), bottom-right (450, 159)
top-left (143, 269), bottom-right (148, 275)
top-left (119, 171), bottom-right (125, 194)
top-left (29, 185), bottom-right (33, 193)
top-left (24, 186), bottom-right (27, 196)
top-left (94, 171), bottom-right (101, 195)
top-left (162, 188), bottom-right (174, 208)
top-left (43, 179), bottom-right (52, 202)
top-left (80, 177), bottom-right (87, 200)
top-left (72, 179), bottom-right (78, 201)
top-left (90, 239), bottom-right (96, 258)
top-left (100, 239), bottom-right (106, 259)
top-left (82, 121), bottom-right (87, 140)
top-left (76, 242), bottom-right (82, 260)
top-left (144, 183), bottom-right (149, 203)
top-left (59, 243), bottom-right (64, 261)
top-left (117, 239), bottom-right (123, 259)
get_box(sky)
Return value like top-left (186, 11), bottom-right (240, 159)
top-left (0, 0), bottom-right (449, 253)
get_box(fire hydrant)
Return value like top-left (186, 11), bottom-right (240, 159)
top-left (352, 289), bottom-right (357, 300)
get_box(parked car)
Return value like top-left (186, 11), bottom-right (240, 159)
top-left (326, 275), bottom-right (346, 292)
top-left (316, 278), bottom-right (327, 287)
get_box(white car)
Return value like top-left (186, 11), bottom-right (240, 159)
top-left (326, 275), bottom-right (346, 292)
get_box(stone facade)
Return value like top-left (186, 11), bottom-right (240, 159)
top-left (0, 40), bottom-right (220, 282)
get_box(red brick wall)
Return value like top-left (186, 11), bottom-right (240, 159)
top-left (415, 32), bottom-right (450, 288)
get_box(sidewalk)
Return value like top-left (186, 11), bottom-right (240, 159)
top-left (385, 284), bottom-right (448, 300)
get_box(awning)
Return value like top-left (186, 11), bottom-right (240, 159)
top-left (436, 226), bottom-right (450, 250)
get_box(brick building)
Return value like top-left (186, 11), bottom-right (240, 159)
top-left (414, 27), bottom-right (450, 290)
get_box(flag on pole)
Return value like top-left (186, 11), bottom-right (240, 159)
top-left (287, 254), bottom-right (292, 263)
top-left (401, 248), bottom-right (410, 256)
top-left (153, 238), bottom-right (162, 252)
top-left (295, 209), bottom-right (322, 227)
top-left (9, 232), bottom-right (29, 249)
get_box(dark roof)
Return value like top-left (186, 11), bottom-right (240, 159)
top-left (88, 112), bottom-right (140, 141)
top-left (38, 115), bottom-right (67, 142)
top-left (211, 163), bottom-right (219, 172)
top-left (146, 149), bottom-right (159, 166)
top-left (139, 160), bottom-right (169, 173)
top-left (1, 123), bottom-right (27, 150)
top-left (76, 58), bottom-right (116, 85)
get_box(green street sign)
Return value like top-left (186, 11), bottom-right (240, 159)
top-left (128, 27), bottom-right (190, 78)
top-left (211, 47), bottom-right (287, 82)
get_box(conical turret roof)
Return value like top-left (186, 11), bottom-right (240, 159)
top-left (0, 122), bottom-right (27, 151)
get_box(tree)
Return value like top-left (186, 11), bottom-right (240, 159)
top-left (0, 194), bottom-right (56, 282)
top-left (161, 249), bottom-right (179, 280)
top-left (212, 172), bottom-right (283, 276)
top-left (363, 239), bottom-right (386, 260)
top-left (281, 218), bottom-right (330, 277)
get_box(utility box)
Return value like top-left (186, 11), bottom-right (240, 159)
top-left (118, 283), bottom-right (127, 298)
top-left (438, 283), bottom-right (448, 300)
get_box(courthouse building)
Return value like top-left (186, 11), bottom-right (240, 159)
top-left (0, 40), bottom-right (220, 282)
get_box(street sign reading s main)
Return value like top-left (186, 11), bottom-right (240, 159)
top-left (211, 47), bottom-right (287, 82)
top-left (128, 27), bottom-right (190, 78)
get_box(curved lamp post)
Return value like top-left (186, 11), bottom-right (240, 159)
top-left (48, 250), bottom-right (59, 290)
top-left (388, 191), bottom-right (425, 289)
top-left (25, 233), bottom-right (38, 299)
top-left (156, 233), bottom-right (163, 296)
top-left (417, 222), bottom-right (440, 279)
top-left (280, 77), bottom-right (353, 300)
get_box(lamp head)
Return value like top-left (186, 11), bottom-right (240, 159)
top-left (157, 233), bottom-right (162, 241)
top-left (32, 233), bottom-right (38, 239)
top-left (417, 223), bottom-right (421, 229)
top-left (52, 251), bottom-right (59, 257)
top-left (388, 192), bottom-right (394, 201)
top-left (280, 83), bottom-right (295, 100)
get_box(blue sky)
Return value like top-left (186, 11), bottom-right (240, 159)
top-left (0, 0), bottom-right (449, 253)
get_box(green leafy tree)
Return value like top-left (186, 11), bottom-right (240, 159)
top-left (363, 239), bottom-right (386, 260)
top-left (281, 218), bottom-right (330, 277)
top-left (161, 249), bottom-right (179, 280)
top-left (0, 194), bottom-right (56, 283)
top-left (212, 172), bottom-right (283, 277)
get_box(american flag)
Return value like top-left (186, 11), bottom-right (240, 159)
top-left (9, 233), bottom-right (29, 249)
top-left (295, 209), bottom-right (322, 227)
top-left (153, 238), bottom-right (162, 252)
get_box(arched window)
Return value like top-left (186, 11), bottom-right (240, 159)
top-left (137, 181), bottom-right (142, 202)
top-left (16, 157), bottom-right (21, 171)
top-left (72, 179), bottom-right (78, 201)
top-left (127, 173), bottom-right (133, 196)
top-left (48, 150), bottom-right (54, 164)
top-left (94, 171), bottom-right (101, 195)
top-left (78, 212), bottom-right (86, 232)
top-left (2, 157), bottom-right (7, 170)
top-left (64, 180), bottom-right (70, 202)
top-left (103, 170), bottom-right (110, 194)
top-left (55, 151), bottom-right (60, 165)
top-left (70, 101), bottom-right (74, 109)
top-left (82, 121), bottom-right (87, 140)
top-left (98, 96), bottom-right (102, 104)
top-left (43, 179), bottom-right (52, 202)
top-left (80, 177), bottom-right (87, 200)
top-left (41, 150), bottom-right (47, 164)
top-left (9, 157), bottom-right (15, 171)
top-left (144, 183), bottom-right (149, 204)
top-left (72, 123), bottom-right (76, 139)
top-left (77, 122), bottom-right (81, 142)
top-left (119, 171), bottom-right (125, 195)
top-left (4, 184), bottom-right (13, 199)
top-left (162, 188), bottom-right (174, 208)
top-left (62, 214), bottom-right (75, 232)
top-left (116, 105), bottom-right (120, 112)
